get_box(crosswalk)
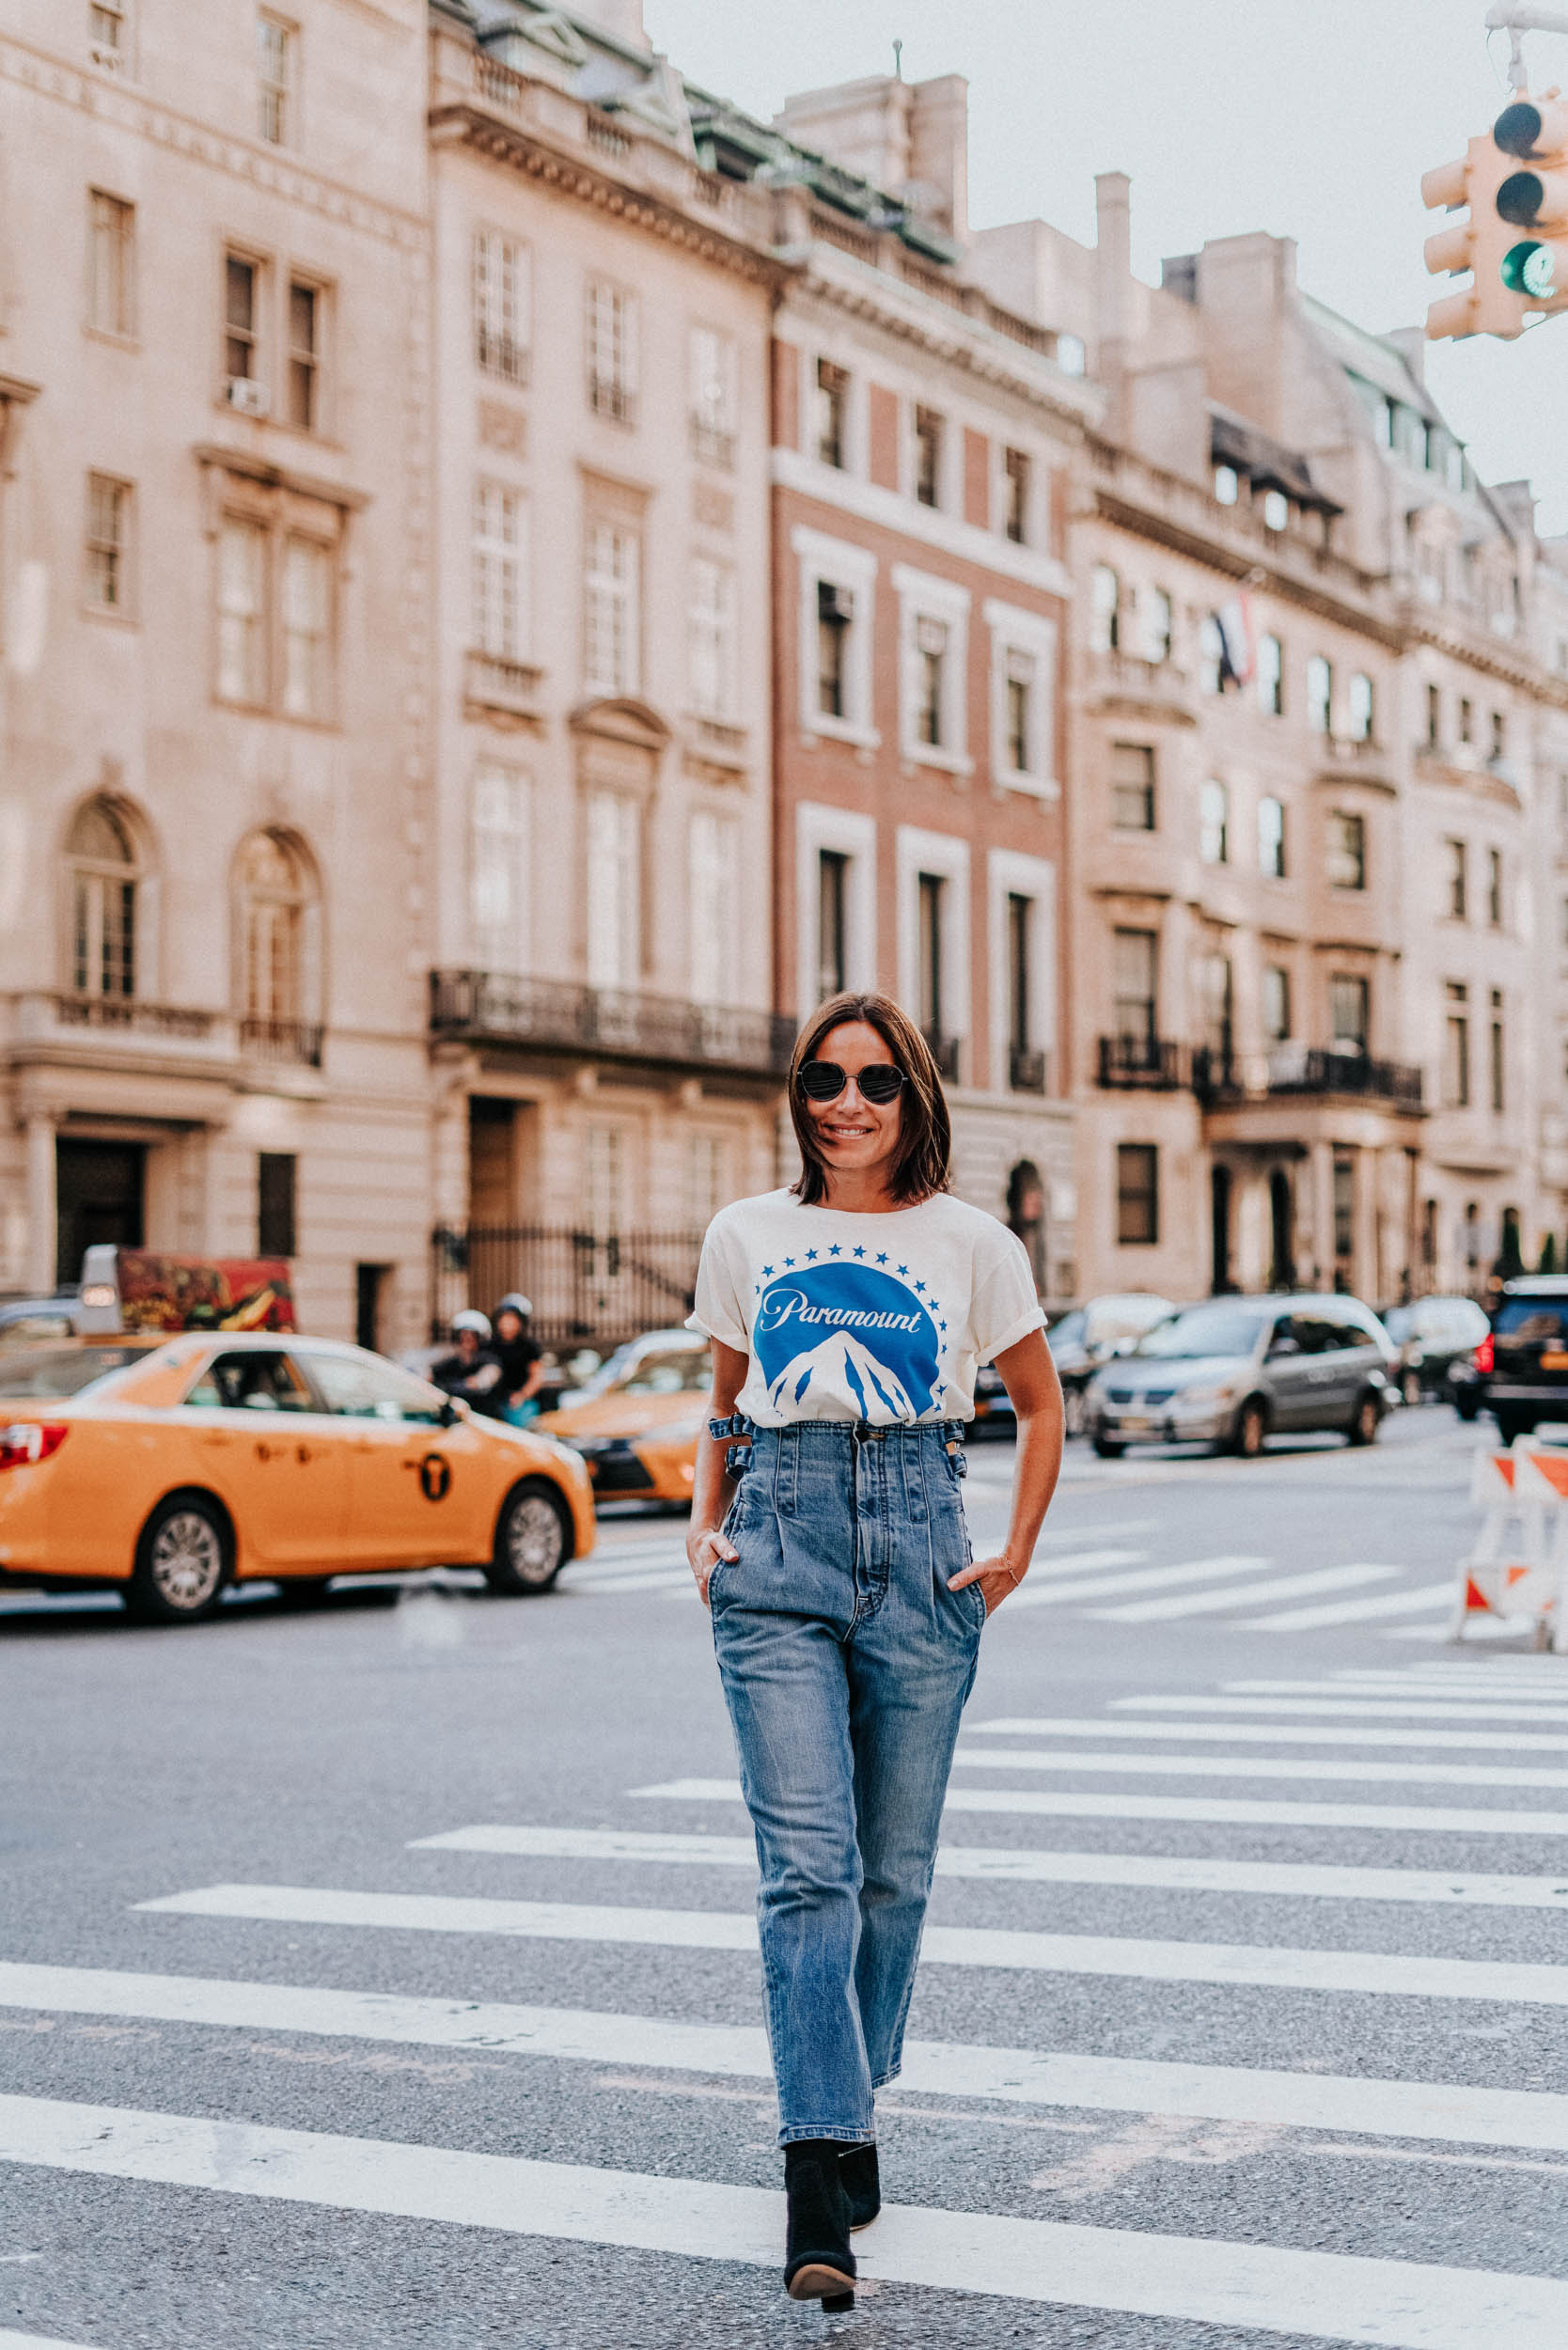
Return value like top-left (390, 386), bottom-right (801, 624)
top-left (6, 1658), bottom-right (1568, 2341)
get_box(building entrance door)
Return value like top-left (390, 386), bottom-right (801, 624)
top-left (55, 1138), bottom-right (145, 1288)
top-left (1269, 1168), bottom-right (1295, 1290)
top-left (1210, 1165), bottom-right (1232, 1294)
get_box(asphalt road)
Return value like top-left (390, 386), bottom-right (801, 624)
top-left (4, 1404), bottom-right (1568, 2350)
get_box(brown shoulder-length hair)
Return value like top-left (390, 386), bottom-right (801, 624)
top-left (788, 991), bottom-right (952, 1208)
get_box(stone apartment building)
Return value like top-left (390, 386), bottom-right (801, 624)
top-left (423, 0), bottom-right (788, 1335)
top-left (0, 0), bottom-right (434, 1346)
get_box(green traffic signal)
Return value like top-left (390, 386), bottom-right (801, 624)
top-left (1502, 239), bottom-right (1558, 297)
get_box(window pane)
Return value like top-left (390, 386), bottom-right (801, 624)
top-left (225, 255), bottom-right (256, 380)
top-left (217, 519), bottom-right (265, 703)
top-left (288, 281), bottom-right (318, 429)
top-left (815, 360), bottom-right (848, 468)
top-left (282, 537), bottom-right (331, 718)
top-left (817, 850), bottom-right (848, 999)
top-left (258, 16), bottom-right (290, 145)
top-left (1329, 974), bottom-right (1369, 1054)
top-left (689, 808), bottom-right (738, 1004)
top-left (585, 521), bottom-right (636, 696)
top-left (1326, 810), bottom-right (1364, 890)
top-left (303, 1351), bottom-right (445, 1423)
top-left (1110, 742), bottom-right (1155, 830)
top-left (1258, 795), bottom-right (1285, 877)
top-left (1117, 1144), bottom-right (1158, 1245)
top-left (473, 230), bottom-right (528, 383)
top-left (1113, 927), bottom-right (1157, 1042)
top-left (1262, 964), bottom-right (1291, 1043)
top-left (470, 765), bottom-right (529, 974)
top-left (1200, 778), bottom-right (1229, 864)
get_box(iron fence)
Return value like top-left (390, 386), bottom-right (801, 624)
top-left (431, 1223), bottom-right (706, 1353)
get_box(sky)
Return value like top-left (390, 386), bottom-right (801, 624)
top-left (645, 0), bottom-right (1568, 535)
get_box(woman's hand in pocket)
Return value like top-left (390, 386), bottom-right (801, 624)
top-left (687, 1523), bottom-right (739, 1609)
top-left (948, 1551), bottom-right (1028, 1619)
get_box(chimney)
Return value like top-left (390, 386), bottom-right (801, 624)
top-left (780, 71), bottom-right (969, 236)
top-left (567, 0), bottom-right (650, 52)
top-left (1095, 171), bottom-right (1132, 427)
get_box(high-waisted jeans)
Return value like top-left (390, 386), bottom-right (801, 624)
top-left (709, 1419), bottom-right (983, 2146)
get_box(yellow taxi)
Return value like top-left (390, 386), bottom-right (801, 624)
top-left (538, 1328), bottom-right (712, 1507)
top-left (0, 1331), bottom-right (595, 1623)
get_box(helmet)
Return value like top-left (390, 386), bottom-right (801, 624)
top-left (450, 1308), bottom-right (492, 1341)
top-left (494, 1292), bottom-right (533, 1320)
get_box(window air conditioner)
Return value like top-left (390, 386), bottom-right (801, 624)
top-left (817, 581), bottom-right (855, 624)
top-left (227, 377), bottom-right (271, 418)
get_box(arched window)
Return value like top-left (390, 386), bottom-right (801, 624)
top-left (237, 830), bottom-right (321, 1059)
top-left (66, 798), bottom-right (140, 997)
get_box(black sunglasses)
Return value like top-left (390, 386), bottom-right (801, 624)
top-left (797, 1059), bottom-right (906, 1105)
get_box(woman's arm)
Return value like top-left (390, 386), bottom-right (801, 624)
top-left (685, 1339), bottom-right (750, 1606)
top-left (946, 1326), bottom-right (1063, 1616)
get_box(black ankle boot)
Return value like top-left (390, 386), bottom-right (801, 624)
top-left (839, 2141), bottom-right (881, 2229)
top-left (783, 2139), bottom-right (856, 2307)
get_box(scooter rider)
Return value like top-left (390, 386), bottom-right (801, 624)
top-left (493, 1292), bottom-right (546, 1425)
top-left (430, 1309), bottom-right (505, 1418)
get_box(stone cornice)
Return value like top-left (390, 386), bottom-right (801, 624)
top-left (0, 29), bottom-right (426, 246)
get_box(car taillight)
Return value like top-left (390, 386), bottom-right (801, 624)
top-left (0, 1423), bottom-right (68, 1471)
top-left (1472, 1335), bottom-right (1494, 1375)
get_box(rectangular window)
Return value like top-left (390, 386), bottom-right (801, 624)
top-left (815, 360), bottom-right (848, 468)
top-left (469, 763), bottom-right (529, 975)
top-left (917, 871), bottom-right (945, 1034)
top-left (1110, 743), bottom-right (1155, 830)
top-left (817, 579), bottom-right (853, 718)
top-left (1329, 973), bottom-right (1369, 1056)
top-left (1007, 892), bottom-right (1032, 1055)
top-left (585, 791), bottom-right (639, 990)
top-left (916, 616), bottom-right (947, 747)
top-left (1200, 777), bottom-right (1229, 865)
top-left (257, 13), bottom-right (292, 146)
top-left (1143, 587), bottom-right (1173, 666)
top-left (817, 849), bottom-right (848, 1000)
top-left (1258, 794), bottom-right (1286, 878)
top-left (688, 557), bottom-right (735, 720)
top-left (1113, 927), bottom-right (1157, 1046)
top-left (1003, 446), bottom-right (1030, 543)
top-left (90, 0), bottom-right (127, 57)
top-left (1262, 964), bottom-right (1292, 1045)
top-left (1348, 671), bottom-right (1374, 743)
top-left (1214, 463), bottom-right (1239, 505)
top-left (85, 474), bottom-right (130, 611)
top-left (689, 808), bottom-right (738, 1006)
top-left (1262, 488), bottom-right (1290, 533)
top-left (1090, 563), bottom-right (1121, 653)
top-left (472, 480), bottom-right (525, 661)
top-left (1426, 682), bottom-right (1441, 749)
top-left (583, 1121), bottom-right (626, 1235)
top-left (1445, 838), bottom-right (1467, 921)
top-left (1326, 809), bottom-right (1365, 890)
top-left (258, 1152), bottom-right (297, 1257)
top-left (1492, 709), bottom-right (1507, 763)
top-left (1117, 1144), bottom-right (1158, 1246)
top-left (472, 229), bottom-right (529, 384)
top-left (1444, 980), bottom-right (1470, 1108)
top-left (87, 191), bottom-right (134, 336)
top-left (287, 280), bottom-right (320, 430)
top-left (216, 517), bottom-right (266, 704)
top-left (1307, 654), bottom-right (1333, 735)
top-left (584, 521), bottom-right (637, 697)
top-left (1458, 696), bottom-right (1473, 744)
top-left (1200, 951), bottom-right (1233, 1054)
top-left (1257, 633), bottom-right (1283, 715)
top-left (685, 1132), bottom-right (728, 1228)
top-left (225, 253), bottom-right (259, 383)
top-left (913, 406), bottom-right (943, 507)
top-left (586, 279), bottom-right (636, 423)
top-left (1491, 991), bottom-right (1505, 1113)
top-left (1487, 846), bottom-right (1503, 929)
top-left (71, 867), bottom-right (135, 998)
top-left (689, 325), bottom-right (736, 465)
top-left (1333, 1155), bottom-right (1354, 1262)
top-left (281, 536), bottom-right (331, 719)
top-left (1005, 651), bottom-right (1031, 773)
top-left (1199, 614), bottom-right (1224, 695)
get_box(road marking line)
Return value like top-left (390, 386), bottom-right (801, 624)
top-left (1090, 1563), bottom-right (1399, 1623)
top-left (6, 2094), bottom-right (1568, 2342)
top-left (0, 2334), bottom-right (105, 2350)
top-left (1007, 1556), bottom-right (1272, 1608)
top-left (8, 1962), bottom-right (1568, 2154)
top-left (950, 1747), bottom-right (1568, 1791)
top-left (1133, 1694), bottom-right (1568, 1725)
top-left (1018, 1548), bottom-right (1151, 1577)
top-left (561, 1569), bottom-right (694, 1596)
top-left (1036, 1518), bottom-right (1155, 1545)
top-left (407, 1822), bottom-right (1568, 1907)
top-left (966, 1717), bottom-right (1568, 1755)
top-left (131, 1883), bottom-right (1568, 2005)
top-left (633, 1776), bottom-right (1568, 1838)
top-left (1242, 1584), bottom-right (1456, 1631)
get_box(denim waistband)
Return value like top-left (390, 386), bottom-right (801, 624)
top-left (709, 1415), bottom-right (966, 1478)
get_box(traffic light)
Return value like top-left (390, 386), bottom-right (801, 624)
top-left (1494, 91), bottom-right (1568, 303)
top-left (1422, 132), bottom-right (1531, 338)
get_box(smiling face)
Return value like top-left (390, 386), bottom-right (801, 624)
top-left (802, 1019), bottom-right (905, 1186)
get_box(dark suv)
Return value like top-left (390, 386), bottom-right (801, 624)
top-left (1477, 1277), bottom-right (1568, 1444)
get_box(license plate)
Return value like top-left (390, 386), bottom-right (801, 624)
top-left (1120, 1415), bottom-right (1153, 1434)
top-left (1542, 1352), bottom-right (1568, 1371)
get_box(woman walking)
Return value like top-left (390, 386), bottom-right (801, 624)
top-left (686, 992), bottom-right (1063, 2308)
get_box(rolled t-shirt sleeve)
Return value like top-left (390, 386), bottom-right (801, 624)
top-left (969, 1230), bottom-right (1046, 1364)
top-left (687, 1216), bottom-right (751, 1353)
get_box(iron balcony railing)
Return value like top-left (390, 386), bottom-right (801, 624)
top-left (1098, 1033), bottom-right (1186, 1089)
top-left (430, 969), bottom-right (795, 1076)
top-left (1265, 1046), bottom-right (1423, 1107)
top-left (431, 1222), bottom-right (705, 1351)
top-left (922, 1026), bottom-right (963, 1082)
top-left (240, 1016), bottom-right (323, 1068)
top-left (1009, 1044), bottom-right (1048, 1094)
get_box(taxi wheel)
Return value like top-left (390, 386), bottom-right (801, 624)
top-left (127, 1492), bottom-right (230, 1624)
top-left (488, 1480), bottom-right (571, 1595)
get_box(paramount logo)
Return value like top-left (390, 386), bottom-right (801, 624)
top-left (758, 1287), bottom-right (923, 1338)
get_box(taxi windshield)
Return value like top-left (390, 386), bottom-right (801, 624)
top-left (0, 1343), bottom-right (150, 1399)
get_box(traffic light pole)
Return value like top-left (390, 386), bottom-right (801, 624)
top-left (1485, 3), bottom-right (1568, 86)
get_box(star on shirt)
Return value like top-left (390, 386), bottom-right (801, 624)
top-left (940, 1320), bottom-right (949, 1334)
top-left (875, 1253), bottom-right (888, 1265)
top-left (853, 1246), bottom-right (866, 1259)
top-left (914, 1279), bottom-right (926, 1292)
top-left (806, 1249), bottom-right (819, 1261)
top-left (896, 1264), bottom-right (908, 1277)
top-left (828, 1244), bottom-right (841, 1256)
top-left (761, 1265), bottom-right (775, 1278)
top-left (784, 1257), bottom-right (796, 1268)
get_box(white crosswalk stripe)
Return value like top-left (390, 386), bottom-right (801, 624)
top-left (409, 1821), bottom-right (1568, 1908)
top-left (967, 1716), bottom-right (1568, 1754)
top-left (1128, 1692), bottom-right (1568, 1723)
top-left (1241, 1581), bottom-right (1455, 1630)
top-left (0, 2334), bottom-right (103, 2350)
top-left (636, 1773), bottom-right (1568, 1837)
top-left (1005, 1553), bottom-right (1266, 1607)
top-left (950, 1745), bottom-right (1568, 1791)
top-left (133, 1880), bottom-right (1568, 2004)
top-left (7, 2092), bottom-right (1568, 2343)
top-left (1090, 1562), bottom-right (1401, 1622)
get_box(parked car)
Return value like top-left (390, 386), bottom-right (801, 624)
top-left (1469, 1276), bottom-right (1568, 1445)
top-left (1085, 1293), bottom-right (1398, 1459)
top-left (539, 1328), bottom-right (713, 1505)
top-left (1043, 1294), bottom-right (1177, 1438)
top-left (1380, 1295), bottom-right (1491, 1404)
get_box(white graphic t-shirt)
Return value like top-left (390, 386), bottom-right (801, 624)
top-left (689, 1188), bottom-right (1044, 1426)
